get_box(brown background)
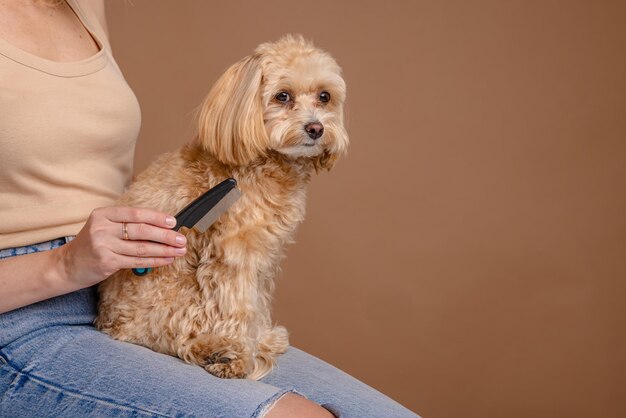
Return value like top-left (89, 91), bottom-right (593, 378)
top-left (106, 1), bottom-right (626, 417)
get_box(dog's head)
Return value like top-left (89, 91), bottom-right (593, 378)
top-left (197, 35), bottom-right (348, 170)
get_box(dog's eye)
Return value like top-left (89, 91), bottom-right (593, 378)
top-left (319, 91), bottom-right (331, 103)
top-left (275, 92), bottom-right (291, 103)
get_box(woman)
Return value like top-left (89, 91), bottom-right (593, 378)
top-left (0, 1), bottom-right (418, 417)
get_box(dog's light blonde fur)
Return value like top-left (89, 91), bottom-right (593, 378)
top-left (95, 35), bottom-right (348, 380)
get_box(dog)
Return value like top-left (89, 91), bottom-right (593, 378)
top-left (95, 35), bottom-right (348, 380)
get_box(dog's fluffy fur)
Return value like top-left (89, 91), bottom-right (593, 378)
top-left (95, 35), bottom-right (348, 380)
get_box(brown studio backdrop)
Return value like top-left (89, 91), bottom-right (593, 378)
top-left (106, 1), bottom-right (626, 417)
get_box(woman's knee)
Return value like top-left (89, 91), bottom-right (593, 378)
top-left (265, 393), bottom-right (335, 418)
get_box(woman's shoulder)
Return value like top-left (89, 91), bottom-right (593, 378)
top-left (84, 0), bottom-right (109, 38)
top-left (67, 0), bottom-right (110, 46)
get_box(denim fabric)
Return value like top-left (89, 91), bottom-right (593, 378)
top-left (0, 240), bottom-right (420, 418)
top-left (0, 236), bottom-right (73, 259)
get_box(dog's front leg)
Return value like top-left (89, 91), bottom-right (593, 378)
top-left (179, 233), bottom-right (267, 378)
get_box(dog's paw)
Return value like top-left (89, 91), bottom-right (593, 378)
top-left (186, 335), bottom-right (251, 379)
top-left (204, 353), bottom-right (249, 379)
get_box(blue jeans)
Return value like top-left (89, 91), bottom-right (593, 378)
top-left (0, 240), bottom-right (419, 417)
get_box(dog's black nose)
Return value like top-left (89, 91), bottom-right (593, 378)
top-left (304, 122), bottom-right (324, 140)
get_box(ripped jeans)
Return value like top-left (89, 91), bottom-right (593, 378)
top-left (0, 238), bottom-right (419, 417)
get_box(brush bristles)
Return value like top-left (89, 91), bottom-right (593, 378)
top-left (194, 189), bottom-right (242, 232)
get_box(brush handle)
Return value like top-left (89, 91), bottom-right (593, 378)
top-left (130, 178), bottom-right (238, 277)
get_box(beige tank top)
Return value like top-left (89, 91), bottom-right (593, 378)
top-left (0, 0), bottom-right (141, 249)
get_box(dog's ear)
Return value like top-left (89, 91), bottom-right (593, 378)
top-left (197, 55), bottom-right (269, 166)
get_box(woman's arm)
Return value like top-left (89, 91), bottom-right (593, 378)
top-left (0, 246), bottom-right (78, 314)
top-left (0, 206), bottom-right (187, 314)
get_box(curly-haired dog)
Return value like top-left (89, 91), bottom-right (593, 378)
top-left (95, 35), bottom-right (348, 380)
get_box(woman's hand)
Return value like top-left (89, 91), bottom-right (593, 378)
top-left (56, 207), bottom-right (187, 289)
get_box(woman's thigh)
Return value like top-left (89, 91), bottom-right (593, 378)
top-left (0, 325), bottom-right (292, 417)
top-left (0, 326), bottom-right (419, 418)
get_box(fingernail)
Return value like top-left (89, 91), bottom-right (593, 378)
top-left (175, 247), bottom-right (186, 255)
top-left (175, 235), bottom-right (187, 245)
top-left (166, 216), bottom-right (176, 227)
